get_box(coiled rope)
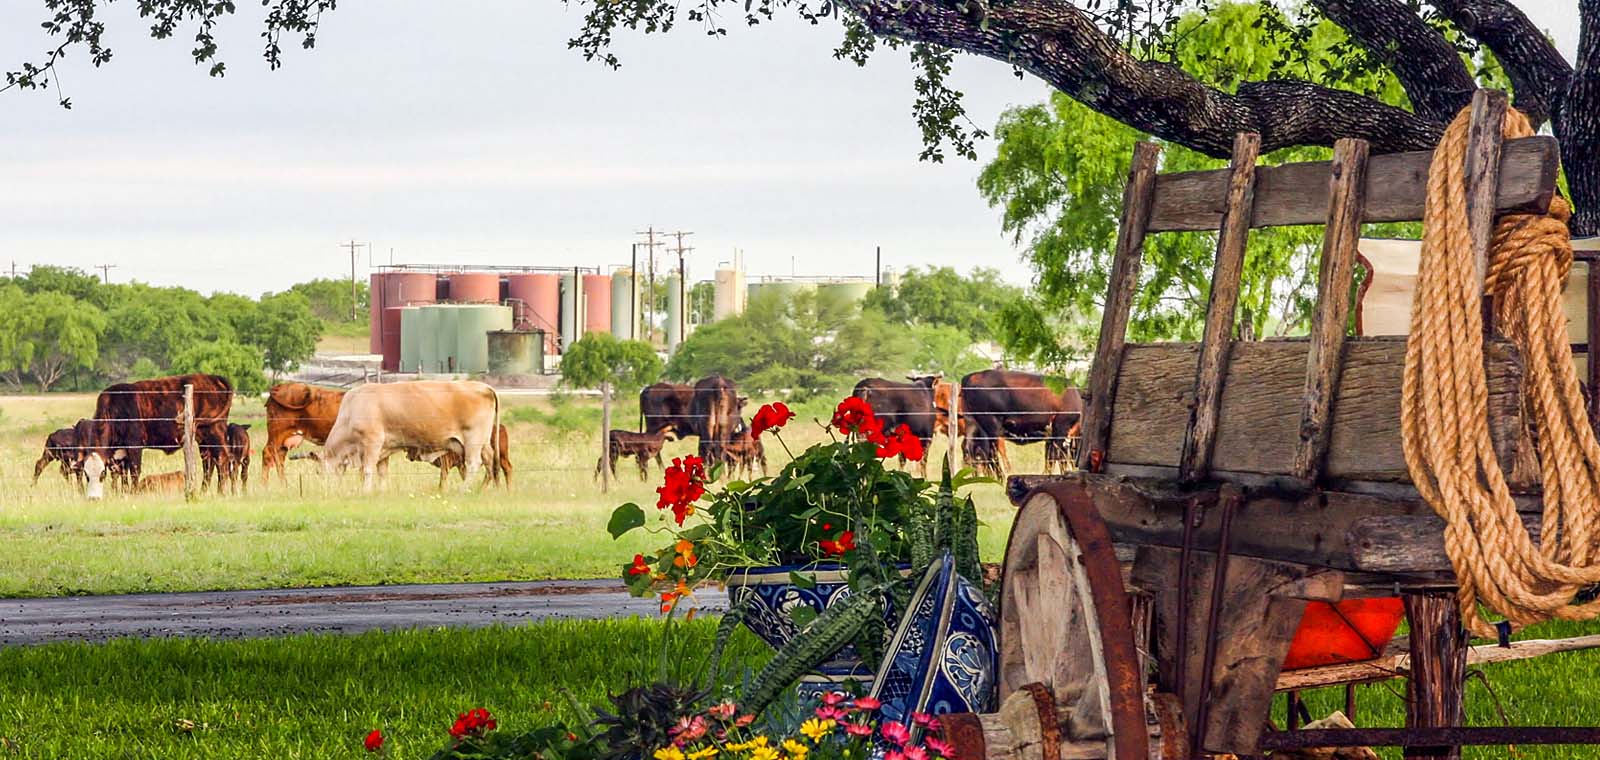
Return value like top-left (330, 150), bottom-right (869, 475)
top-left (1401, 103), bottom-right (1600, 637)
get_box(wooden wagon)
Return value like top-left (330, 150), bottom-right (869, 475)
top-left (944, 89), bottom-right (1600, 760)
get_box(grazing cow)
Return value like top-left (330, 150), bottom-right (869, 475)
top-left (263, 383), bottom-right (348, 481)
top-left (204, 423), bottom-right (252, 493)
top-left (76, 374), bottom-right (234, 500)
top-left (959, 369), bottom-right (1083, 477)
top-left (639, 382), bottom-right (696, 440)
top-left (320, 380), bottom-right (501, 492)
top-left (853, 376), bottom-right (939, 472)
top-left (417, 423), bottom-right (513, 489)
top-left (723, 428), bottom-right (768, 479)
top-left (690, 376), bottom-right (743, 465)
top-left (134, 470), bottom-right (186, 494)
top-left (32, 427), bottom-right (80, 485)
top-left (595, 428), bottom-right (669, 481)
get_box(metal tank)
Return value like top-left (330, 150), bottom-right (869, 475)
top-left (583, 274), bottom-right (612, 336)
top-left (447, 272), bottom-right (500, 304)
top-left (369, 272), bottom-right (385, 354)
top-left (453, 304), bottom-right (514, 373)
top-left (611, 269), bottom-right (638, 340)
top-left (488, 330), bottom-right (545, 375)
top-left (560, 273), bottom-right (580, 352)
top-left (713, 267), bottom-right (745, 320)
top-left (818, 281), bottom-right (875, 309)
top-left (418, 305), bottom-right (442, 373)
top-left (748, 280), bottom-right (815, 304)
top-left (665, 273), bottom-right (683, 351)
top-left (435, 305), bottom-right (461, 373)
top-left (399, 307), bottom-right (423, 373)
top-left (507, 273), bottom-right (561, 355)
top-left (380, 307), bottom-right (404, 372)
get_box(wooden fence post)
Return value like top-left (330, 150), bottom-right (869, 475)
top-left (947, 381), bottom-right (962, 474)
top-left (181, 383), bottom-right (198, 501)
top-left (600, 381), bottom-right (612, 494)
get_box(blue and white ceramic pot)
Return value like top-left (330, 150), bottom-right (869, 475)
top-left (726, 563), bottom-right (881, 676)
top-left (869, 553), bottom-right (998, 725)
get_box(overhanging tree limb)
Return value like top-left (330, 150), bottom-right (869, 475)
top-left (1309, 0), bottom-right (1475, 122)
top-left (848, 0), bottom-right (1443, 157)
top-left (1434, 0), bottom-right (1574, 125)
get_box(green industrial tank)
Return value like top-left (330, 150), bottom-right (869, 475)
top-left (611, 269), bottom-right (638, 340)
top-left (399, 307), bottom-right (423, 373)
top-left (748, 280), bottom-right (815, 305)
top-left (435, 305), bottom-right (461, 373)
top-left (418, 305), bottom-right (443, 373)
top-left (454, 305), bottom-right (513, 373)
top-left (665, 274), bottom-right (683, 351)
top-left (560, 273), bottom-right (580, 352)
top-left (818, 281), bottom-right (875, 309)
top-left (488, 330), bottom-right (545, 375)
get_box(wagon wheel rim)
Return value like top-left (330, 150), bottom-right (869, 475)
top-left (1000, 480), bottom-right (1147, 760)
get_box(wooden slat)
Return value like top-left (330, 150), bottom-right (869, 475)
top-left (1348, 513), bottom-right (1541, 573)
top-left (1107, 338), bottom-right (1536, 489)
top-left (1294, 138), bottom-right (1370, 482)
top-left (1145, 136), bottom-right (1558, 233)
top-left (1180, 132), bottom-right (1260, 483)
top-left (1276, 635), bottom-right (1600, 692)
top-left (1465, 89), bottom-right (1509, 288)
top-left (1080, 141), bottom-right (1161, 470)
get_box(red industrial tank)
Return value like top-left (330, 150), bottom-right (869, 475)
top-left (380, 307), bottom-right (405, 372)
top-left (369, 273), bottom-right (385, 354)
top-left (507, 273), bottom-right (561, 354)
top-left (448, 272), bottom-right (501, 303)
top-left (386, 272), bottom-right (438, 307)
top-left (582, 274), bottom-right (612, 335)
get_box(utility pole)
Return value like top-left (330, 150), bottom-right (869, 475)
top-left (668, 231), bottom-right (694, 349)
top-left (630, 244), bottom-right (639, 340)
top-left (876, 246), bottom-right (882, 288)
top-left (342, 240), bottom-right (368, 321)
top-left (636, 227), bottom-right (665, 342)
top-left (93, 264), bottom-right (117, 283)
top-left (7, 262), bottom-right (18, 279)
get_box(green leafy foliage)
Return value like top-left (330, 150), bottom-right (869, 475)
top-left (862, 266), bottom-right (1021, 340)
top-left (285, 277), bottom-right (370, 324)
top-left (561, 333), bottom-right (663, 394)
top-left (170, 340), bottom-right (268, 394)
top-left (0, 286), bottom-right (108, 391)
top-left (249, 291), bottom-right (322, 378)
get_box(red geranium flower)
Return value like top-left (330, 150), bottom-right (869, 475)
top-left (872, 424), bottom-right (925, 462)
top-left (819, 530), bottom-right (856, 556)
top-left (750, 402), bottom-right (795, 438)
top-left (627, 553), bottom-right (651, 576)
top-left (449, 708), bottom-right (497, 740)
top-left (831, 397), bottom-right (882, 438)
top-left (656, 456), bottom-right (707, 525)
top-left (364, 729), bottom-right (384, 752)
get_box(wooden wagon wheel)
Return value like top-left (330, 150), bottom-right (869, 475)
top-left (998, 481), bottom-right (1148, 760)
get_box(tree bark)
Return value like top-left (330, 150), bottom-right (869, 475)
top-left (1561, 0), bottom-right (1600, 237)
top-left (1309, 0), bottom-right (1475, 122)
top-left (1434, 0), bottom-right (1573, 127)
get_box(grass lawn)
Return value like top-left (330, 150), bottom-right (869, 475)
top-left (1, 617), bottom-right (1598, 759)
top-left (0, 392), bottom-right (1021, 598)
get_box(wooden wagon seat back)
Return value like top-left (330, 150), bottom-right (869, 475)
top-left (1078, 131), bottom-right (1561, 489)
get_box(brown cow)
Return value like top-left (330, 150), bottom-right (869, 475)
top-left (320, 381), bottom-right (501, 492)
top-left (639, 382), bottom-right (695, 440)
top-left (135, 470), bottom-right (186, 494)
top-left (414, 423), bottom-right (513, 488)
top-left (724, 429), bottom-right (768, 479)
top-left (596, 428), bottom-right (669, 481)
top-left (202, 423), bottom-right (252, 493)
top-left (854, 376), bottom-right (938, 474)
top-left (32, 427), bottom-right (80, 485)
top-left (263, 383), bottom-right (347, 482)
top-left (958, 369), bottom-right (1081, 477)
top-left (77, 374), bottom-right (234, 499)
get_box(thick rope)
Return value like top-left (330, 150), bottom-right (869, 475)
top-left (1401, 104), bottom-right (1600, 638)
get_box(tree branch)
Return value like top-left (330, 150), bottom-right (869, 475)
top-left (1309, 0), bottom-right (1475, 123)
top-left (1433, 0), bottom-right (1573, 126)
top-left (1561, 0), bottom-right (1600, 236)
top-left (848, 0), bottom-right (1443, 157)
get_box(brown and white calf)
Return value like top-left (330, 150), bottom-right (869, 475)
top-left (723, 431), bottom-right (767, 479)
top-left (596, 429), bottom-right (669, 481)
top-left (135, 470), bottom-right (187, 494)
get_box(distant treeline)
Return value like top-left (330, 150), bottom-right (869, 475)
top-left (0, 267), bottom-right (368, 394)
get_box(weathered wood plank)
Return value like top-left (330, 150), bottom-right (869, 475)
top-left (1134, 546), bottom-right (1343, 754)
top-left (1295, 138), bottom-right (1370, 482)
top-left (1180, 132), bottom-right (1260, 483)
top-left (1107, 338), bottom-right (1536, 489)
top-left (1275, 635), bottom-right (1600, 692)
top-left (1348, 513), bottom-right (1542, 573)
top-left (1145, 136), bottom-right (1558, 232)
top-left (1405, 592), bottom-right (1468, 760)
top-left (1465, 89), bottom-right (1509, 290)
top-left (1080, 141), bottom-right (1162, 471)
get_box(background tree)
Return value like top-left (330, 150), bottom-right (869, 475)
top-left (689, 281), bottom-right (717, 327)
top-left (170, 340), bottom-right (268, 395)
top-left (560, 333), bottom-right (664, 396)
top-left (286, 278), bottom-right (370, 326)
top-left (22, 292), bottom-right (108, 392)
top-left (862, 266), bottom-right (1022, 340)
top-left (249, 291), bottom-right (322, 380)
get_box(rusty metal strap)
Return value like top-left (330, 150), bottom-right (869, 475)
top-left (1260, 727), bottom-right (1600, 749)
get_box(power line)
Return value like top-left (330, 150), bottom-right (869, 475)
top-left (94, 264), bottom-right (117, 283)
top-left (668, 231), bottom-right (694, 348)
top-left (636, 227), bottom-right (666, 341)
top-left (342, 240), bottom-right (370, 321)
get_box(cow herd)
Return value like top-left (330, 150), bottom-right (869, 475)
top-left (622, 369), bottom-right (1082, 481)
top-left (31, 374), bottom-right (509, 499)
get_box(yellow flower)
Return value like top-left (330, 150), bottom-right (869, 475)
top-left (799, 719), bottom-right (835, 742)
top-left (688, 748), bottom-right (719, 760)
top-left (655, 747), bottom-right (687, 760)
top-left (725, 737), bottom-right (769, 752)
top-left (750, 747), bottom-right (779, 760)
top-left (782, 739), bottom-right (809, 759)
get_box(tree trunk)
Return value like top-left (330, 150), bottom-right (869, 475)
top-left (1560, 11), bottom-right (1600, 238)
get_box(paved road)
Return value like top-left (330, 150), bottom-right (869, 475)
top-left (0, 580), bottom-right (725, 646)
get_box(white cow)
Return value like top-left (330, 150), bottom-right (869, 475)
top-left (320, 380), bottom-right (501, 492)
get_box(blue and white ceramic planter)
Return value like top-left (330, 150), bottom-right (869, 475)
top-left (726, 563), bottom-right (884, 675)
top-left (869, 553), bottom-right (998, 724)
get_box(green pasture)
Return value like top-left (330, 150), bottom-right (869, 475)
top-left (1, 616), bottom-right (1598, 759)
top-left (0, 391), bottom-right (1022, 598)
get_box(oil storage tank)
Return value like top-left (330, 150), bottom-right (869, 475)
top-left (583, 274), bottom-right (612, 336)
top-left (454, 304), bottom-right (514, 373)
top-left (435, 305), bottom-right (461, 372)
top-left (611, 269), bottom-right (638, 340)
top-left (713, 267), bottom-right (745, 320)
top-left (488, 330), bottom-right (545, 375)
top-left (665, 274), bottom-right (684, 350)
top-left (399, 306), bottom-right (423, 373)
top-left (448, 272), bottom-right (501, 304)
top-left (418, 305), bottom-right (443, 372)
top-left (818, 281), bottom-right (875, 309)
top-left (507, 273), bottom-right (561, 354)
top-left (380, 307), bottom-right (404, 372)
top-left (369, 273), bottom-right (384, 354)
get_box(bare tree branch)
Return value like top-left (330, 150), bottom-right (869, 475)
top-left (848, 0), bottom-right (1443, 157)
top-left (1562, 0), bottom-right (1600, 235)
top-left (1310, 0), bottom-right (1475, 122)
top-left (1434, 0), bottom-right (1573, 125)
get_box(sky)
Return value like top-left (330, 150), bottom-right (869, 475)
top-left (0, 2), bottom-right (1583, 295)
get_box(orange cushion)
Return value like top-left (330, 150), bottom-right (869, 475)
top-left (1280, 598), bottom-right (1406, 671)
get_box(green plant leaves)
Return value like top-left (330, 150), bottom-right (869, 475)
top-left (607, 503), bottom-right (645, 539)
